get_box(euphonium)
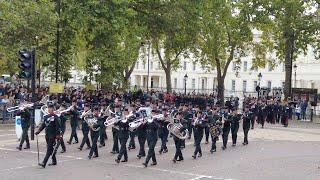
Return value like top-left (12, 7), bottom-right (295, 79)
top-left (84, 114), bottom-right (100, 132)
top-left (104, 115), bottom-right (121, 127)
top-left (167, 119), bottom-right (189, 140)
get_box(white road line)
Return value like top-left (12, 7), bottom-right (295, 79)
top-left (0, 134), bottom-right (16, 137)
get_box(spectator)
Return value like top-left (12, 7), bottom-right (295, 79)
top-left (300, 100), bottom-right (308, 121)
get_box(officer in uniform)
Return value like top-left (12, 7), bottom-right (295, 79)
top-left (142, 110), bottom-right (158, 167)
top-left (79, 104), bottom-right (91, 151)
top-left (35, 104), bottom-right (62, 168)
top-left (157, 108), bottom-right (169, 154)
top-left (58, 104), bottom-right (67, 153)
top-left (67, 100), bottom-right (79, 144)
top-left (230, 108), bottom-right (241, 146)
top-left (16, 107), bottom-right (31, 150)
top-left (172, 112), bottom-right (186, 163)
top-left (88, 107), bottom-right (103, 159)
top-left (243, 105), bottom-right (253, 145)
top-left (128, 106), bottom-right (136, 150)
top-left (115, 108), bottom-right (129, 163)
top-left (204, 104), bottom-right (212, 144)
top-left (98, 102), bottom-right (107, 147)
top-left (221, 107), bottom-right (231, 150)
top-left (209, 107), bottom-right (221, 153)
top-left (192, 111), bottom-right (205, 159)
top-left (136, 108), bottom-right (147, 159)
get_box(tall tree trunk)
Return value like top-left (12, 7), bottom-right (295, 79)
top-left (165, 64), bottom-right (172, 93)
top-left (284, 35), bottom-right (294, 100)
top-left (217, 71), bottom-right (225, 106)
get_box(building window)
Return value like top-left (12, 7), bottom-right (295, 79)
top-left (192, 78), bottom-right (196, 89)
top-left (232, 62), bottom-right (236, 72)
top-left (158, 62), bottom-right (161, 69)
top-left (254, 81), bottom-right (258, 90)
top-left (282, 63), bottom-right (285, 72)
top-left (243, 80), bottom-right (247, 92)
top-left (232, 80), bottom-right (236, 91)
top-left (136, 62), bottom-right (139, 69)
top-left (243, 61), bottom-right (248, 72)
top-left (183, 61), bottom-right (187, 70)
top-left (150, 62), bottom-right (153, 70)
top-left (193, 63), bottom-right (196, 71)
top-left (201, 79), bottom-right (205, 90)
top-left (268, 81), bottom-right (272, 89)
top-left (174, 78), bottom-right (177, 89)
top-left (268, 63), bottom-right (273, 71)
top-left (143, 61), bottom-right (146, 69)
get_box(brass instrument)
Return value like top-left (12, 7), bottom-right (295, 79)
top-left (6, 103), bottom-right (34, 112)
top-left (129, 117), bottom-right (146, 131)
top-left (85, 115), bottom-right (100, 132)
top-left (104, 115), bottom-right (121, 127)
top-left (167, 119), bottom-right (189, 140)
top-left (41, 104), bottom-right (73, 117)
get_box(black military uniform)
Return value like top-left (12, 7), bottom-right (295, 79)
top-left (209, 110), bottom-right (221, 153)
top-left (36, 105), bottom-right (62, 168)
top-left (172, 113), bottom-right (186, 163)
top-left (111, 110), bottom-right (121, 154)
top-left (88, 108), bottom-right (104, 159)
top-left (142, 114), bottom-right (158, 167)
top-left (222, 108), bottom-right (231, 150)
top-left (204, 106), bottom-right (212, 144)
top-left (230, 110), bottom-right (241, 146)
top-left (243, 106), bottom-right (253, 145)
top-left (157, 110), bottom-right (169, 154)
top-left (98, 104), bottom-right (107, 147)
top-left (79, 105), bottom-right (91, 150)
top-left (67, 104), bottom-right (79, 144)
top-left (16, 108), bottom-right (31, 150)
top-left (115, 112), bottom-right (129, 163)
top-left (137, 109), bottom-right (148, 159)
top-left (192, 111), bottom-right (205, 159)
top-left (58, 111), bottom-right (67, 153)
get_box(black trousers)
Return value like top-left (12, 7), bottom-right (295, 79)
top-left (159, 132), bottom-right (168, 152)
top-left (89, 131), bottom-right (99, 157)
top-left (205, 127), bottom-right (210, 142)
top-left (222, 127), bottom-right (230, 148)
top-left (231, 123), bottom-right (239, 145)
top-left (80, 130), bottom-right (91, 149)
top-left (194, 129), bottom-right (203, 156)
top-left (243, 124), bottom-right (250, 144)
top-left (258, 115), bottom-right (265, 127)
top-left (210, 135), bottom-right (218, 150)
top-left (43, 137), bottom-right (56, 166)
top-left (145, 137), bottom-right (157, 164)
top-left (129, 131), bottom-right (136, 148)
top-left (69, 126), bottom-right (78, 143)
top-left (60, 130), bottom-right (66, 151)
top-left (251, 117), bottom-right (256, 129)
top-left (19, 127), bottom-right (30, 148)
top-left (117, 137), bottom-right (128, 160)
top-left (112, 130), bottom-right (119, 153)
top-left (99, 127), bottom-right (106, 146)
top-left (138, 135), bottom-right (146, 156)
top-left (188, 125), bottom-right (193, 138)
top-left (173, 138), bottom-right (183, 160)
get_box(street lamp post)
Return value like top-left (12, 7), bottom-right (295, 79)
top-left (184, 74), bottom-right (188, 95)
top-left (147, 41), bottom-right (150, 92)
top-left (35, 36), bottom-right (40, 87)
top-left (257, 72), bottom-right (262, 99)
top-left (293, 64), bottom-right (297, 88)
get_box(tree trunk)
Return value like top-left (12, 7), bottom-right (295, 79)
top-left (284, 35), bottom-right (294, 100)
top-left (217, 75), bottom-right (225, 106)
top-left (165, 67), bottom-right (172, 93)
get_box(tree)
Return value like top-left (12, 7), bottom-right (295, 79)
top-left (195, 0), bottom-right (255, 105)
top-left (256, 0), bottom-right (320, 100)
top-left (132, 0), bottom-right (197, 92)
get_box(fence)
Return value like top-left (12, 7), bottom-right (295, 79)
top-left (0, 103), bottom-right (16, 123)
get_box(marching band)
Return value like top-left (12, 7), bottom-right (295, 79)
top-left (6, 94), bottom-right (295, 169)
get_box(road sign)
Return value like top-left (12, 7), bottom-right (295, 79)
top-left (49, 83), bottom-right (64, 93)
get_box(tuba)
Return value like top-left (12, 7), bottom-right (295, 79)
top-left (167, 119), bottom-right (189, 140)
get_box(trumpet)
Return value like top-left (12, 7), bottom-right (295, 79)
top-left (129, 117), bottom-right (146, 131)
top-left (7, 103), bottom-right (34, 112)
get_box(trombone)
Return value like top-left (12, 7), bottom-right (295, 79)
top-left (7, 103), bottom-right (34, 112)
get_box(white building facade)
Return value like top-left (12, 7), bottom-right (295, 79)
top-left (130, 46), bottom-right (320, 98)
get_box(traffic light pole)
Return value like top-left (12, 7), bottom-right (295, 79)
top-left (30, 49), bottom-right (36, 140)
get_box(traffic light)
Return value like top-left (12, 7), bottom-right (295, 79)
top-left (18, 49), bottom-right (34, 79)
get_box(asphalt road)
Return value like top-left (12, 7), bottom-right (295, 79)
top-left (0, 121), bottom-right (319, 180)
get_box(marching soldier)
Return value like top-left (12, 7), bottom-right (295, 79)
top-left (111, 105), bottom-right (121, 154)
top-left (209, 107), bottom-right (221, 153)
top-left (58, 104), bottom-right (67, 153)
top-left (142, 110), bottom-right (159, 167)
top-left (157, 108), bottom-right (169, 154)
top-left (35, 104), bottom-right (62, 168)
top-left (230, 108), bottom-right (241, 146)
top-left (78, 104), bottom-right (91, 151)
top-left (136, 112), bottom-right (147, 159)
top-left (88, 107), bottom-right (103, 159)
top-left (221, 107), bottom-right (231, 150)
top-left (16, 107), bottom-right (31, 150)
top-left (192, 111), bottom-right (205, 159)
top-left (98, 102), bottom-right (107, 147)
top-left (67, 100), bottom-right (79, 144)
top-left (115, 108), bottom-right (130, 163)
top-left (172, 112), bottom-right (186, 163)
top-left (243, 106), bottom-right (253, 145)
